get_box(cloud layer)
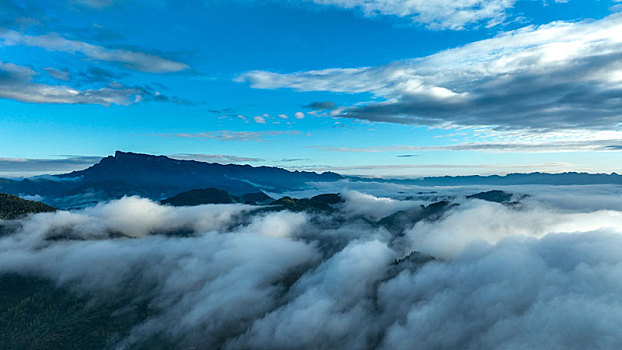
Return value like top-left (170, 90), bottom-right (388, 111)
top-left (239, 14), bottom-right (622, 132)
top-left (0, 155), bottom-right (102, 176)
top-left (2, 186), bottom-right (622, 349)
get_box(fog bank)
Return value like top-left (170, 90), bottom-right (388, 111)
top-left (2, 186), bottom-right (622, 349)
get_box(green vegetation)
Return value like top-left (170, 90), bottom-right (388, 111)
top-left (0, 193), bottom-right (55, 220)
top-left (160, 188), bottom-right (275, 206)
top-left (270, 193), bottom-right (342, 212)
top-left (240, 191), bottom-right (273, 205)
top-left (466, 190), bottom-right (514, 203)
top-left (0, 274), bottom-right (153, 350)
top-left (160, 187), bottom-right (235, 206)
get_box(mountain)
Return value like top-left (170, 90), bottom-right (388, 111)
top-left (0, 274), bottom-right (148, 350)
top-left (0, 193), bottom-right (56, 220)
top-left (240, 192), bottom-right (274, 205)
top-left (3, 151), bottom-right (620, 211)
top-left (160, 188), bottom-right (236, 206)
top-left (62, 151), bottom-right (341, 194)
top-left (270, 193), bottom-right (343, 212)
top-left (378, 200), bottom-right (456, 235)
top-left (377, 190), bottom-right (527, 234)
top-left (0, 151), bottom-right (342, 209)
top-left (160, 187), bottom-right (342, 211)
top-left (466, 190), bottom-right (519, 204)
top-left (352, 172), bottom-right (622, 186)
top-left (161, 188), bottom-right (275, 206)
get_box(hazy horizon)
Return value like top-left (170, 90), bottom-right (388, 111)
top-left (3, 150), bottom-right (622, 179)
top-left (2, 1), bottom-right (622, 176)
top-left (3, 2), bottom-right (622, 349)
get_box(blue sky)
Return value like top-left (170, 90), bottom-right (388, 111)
top-left (1, 0), bottom-right (622, 177)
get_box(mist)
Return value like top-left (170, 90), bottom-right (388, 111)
top-left (2, 186), bottom-right (622, 349)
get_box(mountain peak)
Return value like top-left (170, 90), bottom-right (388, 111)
top-left (113, 151), bottom-right (164, 160)
top-left (114, 150), bottom-right (134, 158)
top-left (41, 151), bottom-right (343, 206)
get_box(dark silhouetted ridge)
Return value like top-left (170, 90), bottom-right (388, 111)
top-left (160, 188), bottom-right (235, 206)
top-left (240, 192), bottom-right (273, 205)
top-left (0, 151), bottom-right (342, 209)
top-left (271, 193), bottom-right (343, 212)
top-left (0, 193), bottom-right (56, 220)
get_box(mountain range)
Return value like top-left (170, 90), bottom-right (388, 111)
top-left (0, 151), bottom-right (342, 208)
top-left (1, 151), bottom-right (621, 209)
top-left (357, 171), bottom-right (622, 186)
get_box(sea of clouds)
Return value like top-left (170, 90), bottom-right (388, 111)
top-left (2, 184), bottom-right (622, 349)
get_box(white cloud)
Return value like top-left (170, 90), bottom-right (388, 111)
top-left (238, 14), bottom-right (622, 131)
top-left (294, 111), bottom-right (305, 119)
top-left (307, 0), bottom-right (517, 29)
top-left (69, 0), bottom-right (115, 9)
top-left (168, 130), bottom-right (301, 142)
top-left (0, 30), bottom-right (189, 73)
top-left (254, 116), bottom-right (267, 124)
top-left (6, 196), bottom-right (254, 241)
top-left (405, 199), bottom-right (622, 259)
top-left (44, 67), bottom-right (71, 81)
top-left (0, 61), bottom-right (143, 106)
top-left (240, 211), bottom-right (308, 238)
top-left (289, 161), bottom-right (573, 175)
top-left (0, 155), bottom-right (101, 177)
top-left (341, 190), bottom-right (421, 221)
top-left (2, 188), bottom-right (622, 348)
top-left (311, 129), bottom-right (622, 153)
top-left (278, 114), bottom-right (289, 119)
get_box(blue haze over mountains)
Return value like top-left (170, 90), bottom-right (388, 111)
top-left (1, 151), bottom-right (622, 209)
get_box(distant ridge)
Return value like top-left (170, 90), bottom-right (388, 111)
top-left (61, 151), bottom-right (341, 193)
top-left (1, 151), bottom-right (622, 209)
top-left (0, 151), bottom-right (341, 208)
top-left (352, 172), bottom-right (622, 186)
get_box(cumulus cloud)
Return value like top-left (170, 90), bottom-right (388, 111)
top-left (294, 111), bottom-right (305, 119)
top-left (229, 239), bottom-right (394, 349)
top-left (240, 210), bottom-right (308, 238)
top-left (0, 30), bottom-right (189, 73)
top-left (340, 190), bottom-right (422, 221)
top-left (2, 187), bottom-right (622, 349)
top-left (378, 231), bottom-right (622, 350)
top-left (254, 115), bottom-right (267, 124)
top-left (1, 196), bottom-right (253, 241)
top-left (405, 198), bottom-right (622, 259)
top-left (238, 14), bottom-right (622, 132)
